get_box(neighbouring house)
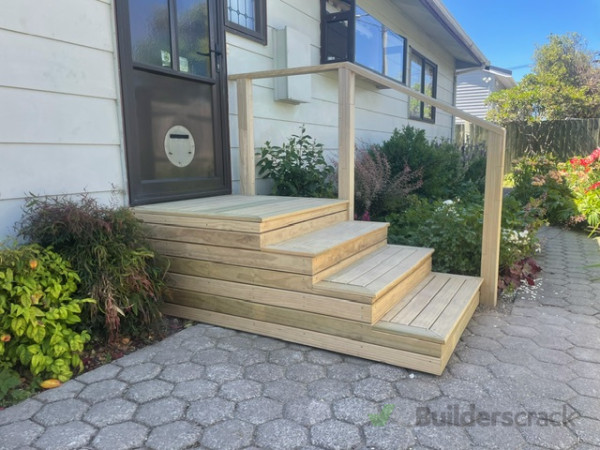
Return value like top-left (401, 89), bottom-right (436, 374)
top-left (456, 66), bottom-right (516, 121)
top-left (0, 0), bottom-right (489, 238)
top-left (0, 0), bottom-right (507, 374)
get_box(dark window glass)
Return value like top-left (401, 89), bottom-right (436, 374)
top-left (129, 0), bottom-right (172, 68)
top-left (177, 0), bottom-right (211, 76)
top-left (409, 50), bottom-right (436, 122)
top-left (226, 0), bottom-right (266, 44)
top-left (325, 19), bottom-right (350, 61)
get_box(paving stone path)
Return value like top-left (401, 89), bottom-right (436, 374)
top-left (1, 227), bottom-right (599, 449)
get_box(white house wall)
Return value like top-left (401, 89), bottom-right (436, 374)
top-left (227, 0), bottom-right (458, 194)
top-left (455, 70), bottom-right (496, 123)
top-left (0, 0), bottom-right (125, 239)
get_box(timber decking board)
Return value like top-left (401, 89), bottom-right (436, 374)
top-left (375, 273), bottom-right (482, 343)
top-left (314, 245), bottom-right (433, 302)
top-left (266, 221), bottom-right (389, 256)
top-left (134, 195), bottom-right (348, 225)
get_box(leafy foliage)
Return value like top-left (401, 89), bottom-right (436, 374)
top-left (387, 194), bottom-right (544, 290)
top-left (0, 245), bottom-right (93, 381)
top-left (17, 195), bottom-right (168, 343)
top-left (256, 126), bottom-right (336, 198)
top-left (354, 147), bottom-right (423, 219)
top-left (487, 33), bottom-right (600, 124)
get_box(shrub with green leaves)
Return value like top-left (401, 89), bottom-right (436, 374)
top-left (0, 245), bottom-right (93, 381)
top-left (18, 195), bottom-right (168, 343)
top-left (387, 194), bottom-right (544, 290)
top-left (256, 126), bottom-right (336, 198)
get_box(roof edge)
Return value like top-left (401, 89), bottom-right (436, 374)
top-left (419, 0), bottom-right (490, 68)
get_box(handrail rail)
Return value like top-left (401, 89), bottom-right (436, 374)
top-left (229, 61), bottom-right (505, 308)
top-left (228, 61), bottom-right (504, 134)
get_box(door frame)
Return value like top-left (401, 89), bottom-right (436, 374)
top-left (114, 0), bottom-right (231, 206)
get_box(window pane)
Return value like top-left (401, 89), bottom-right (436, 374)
top-left (355, 7), bottom-right (383, 72)
top-left (227, 0), bottom-right (256, 31)
top-left (129, 0), bottom-right (172, 68)
top-left (409, 55), bottom-right (422, 117)
top-left (423, 62), bottom-right (434, 119)
top-left (177, 0), bottom-right (211, 76)
top-left (384, 30), bottom-right (405, 82)
top-left (326, 0), bottom-right (351, 14)
top-left (325, 19), bottom-right (349, 61)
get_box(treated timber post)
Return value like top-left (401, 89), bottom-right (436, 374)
top-left (237, 78), bottom-right (255, 195)
top-left (338, 66), bottom-right (356, 219)
top-left (480, 129), bottom-right (506, 307)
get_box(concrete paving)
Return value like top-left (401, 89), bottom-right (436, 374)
top-left (1, 227), bottom-right (599, 450)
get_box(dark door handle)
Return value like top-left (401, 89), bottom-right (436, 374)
top-left (197, 49), bottom-right (222, 57)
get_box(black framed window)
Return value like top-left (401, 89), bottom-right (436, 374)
top-left (225, 0), bottom-right (266, 44)
top-left (409, 49), bottom-right (437, 122)
top-left (321, 1), bottom-right (406, 84)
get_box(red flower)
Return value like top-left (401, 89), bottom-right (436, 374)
top-left (586, 181), bottom-right (600, 193)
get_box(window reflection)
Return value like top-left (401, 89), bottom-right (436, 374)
top-left (177, 0), bottom-right (211, 76)
top-left (129, 0), bottom-right (172, 68)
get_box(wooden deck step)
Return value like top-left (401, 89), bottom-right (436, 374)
top-left (374, 273), bottom-right (482, 346)
top-left (134, 195), bottom-right (349, 233)
top-left (265, 221), bottom-right (389, 274)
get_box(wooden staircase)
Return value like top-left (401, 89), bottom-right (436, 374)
top-left (135, 195), bottom-right (481, 375)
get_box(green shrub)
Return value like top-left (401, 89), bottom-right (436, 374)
top-left (17, 195), bottom-right (168, 343)
top-left (0, 245), bottom-right (93, 381)
top-left (379, 126), bottom-right (466, 199)
top-left (387, 194), bottom-right (544, 289)
top-left (256, 126), bottom-right (336, 198)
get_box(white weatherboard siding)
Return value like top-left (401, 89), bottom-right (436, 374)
top-left (0, 0), bottom-right (125, 239)
top-left (227, 0), bottom-right (457, 194)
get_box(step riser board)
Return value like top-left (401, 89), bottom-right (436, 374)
top-left (161, 301), bottom-right (445, 375)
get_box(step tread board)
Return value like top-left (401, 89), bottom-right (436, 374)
top-left (135, 195), bottom-right (347, 223)
top-left (318, 245), bottom-right (433, 296)
top-left (375, 273), bottom-right (482, 343)
top-left (266, 221), bottom-right (389, 256)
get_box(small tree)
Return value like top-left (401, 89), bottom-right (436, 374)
top-left (487, 33), bottom-right (600, 124)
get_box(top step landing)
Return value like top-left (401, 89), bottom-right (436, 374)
top-left (134, 195), bottom-right (349, 233)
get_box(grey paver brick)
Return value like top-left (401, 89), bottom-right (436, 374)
top-left (284, 397), bottom-right (331, 426)
top-left (332, 397), bottom-right (377, 425)
top-left (568, 417), bottom-right (600, 446)
top-left (307, 378), bottom-right (351, 402)
top-left (134, 397), bottom-right (185, 426)
top-left (219, 379), bottom-right (263, 401)
top-left (235, 397), bottom-right (283, 425)
top-left (124, 379), bottom-right (174, 403)
top-left (204, 326), bottom-right (237, 338)
top-left (229, 348), bottom-right (268, 366)
top-left (310, 419), bottom-right (361, 450)
top-left (0, 399), bottom-right (42, 426)
top-left (217, 334), bottom-right (255, 351)
top-left (327, 362), bottom-right (369, 381)
top-left (269, 348), bottom-right (305, 366)
top-left (305, 349), bottom-right (344, 365)
top-left (205, 363), bottom-right (243, 382)
top-left (368, 363), bottom-right (408, 381)
top-left (34, 380), bottom-right (84, 402)
top-left (285, 362), bottom-right (326, 383)
top-left (160, 361), bottom-right (205, 382)
top-left (569, 395), bottom-right (600, 420)
top-left (113, 346), bottom-right (158, 367)
top-left (83, 398), bottom-right (137, 427)
top-left (438, 379), bottom-right (487, 403)
top-left (145, 420), bottom-right (202, 450)
top-left (192, 348), bottom-right (231, 365)
top-left (33, 398), bottom-right (88, 426)
top-left (413, 424), bottom-right (473, 450)
top-left (364, 423), bottom-right (416, 450)
top-left (568, 377), bottom-right (600, 398)
top-left (79, 379), bottom-right (127, 403)
top-left (172, 378), bottom-right (218, 401)
top-left (263, 379), bottom-right (307, 402)
top-left (34, 421), bottom-right (96, 450)
top-left (252, 336), bottom-right (287, 351)
top-left (465, 423), bottom-right (527, 449)
top-left (152, 347), bottom-right (193, 364)
top-left (187, 397), bottom-right (234, 426)
top-left (352, 377), bottom-right (395, 402)
top-left (245, 362), bottom-right (285, 382)
top-left (519, 422), bottom-right (578, 449)
top-left (448, 362), bottom-right (494, 382)
top-left (180, 335), bottom-right (216, 352)
top-left (91, 421), bottom-right (147, 450)
top-left (0, 420), bottom-right (44, 449)
top-left (395, 379), bottom-right (442, 402)
top-left (256, 419), bottom-right (309, 449)
top-left (201, 419), bottom-right (254, 450)
top-left (76, 363), bottom-right (121, 384)
top-left (117, 362), bottom-right (162, 383)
